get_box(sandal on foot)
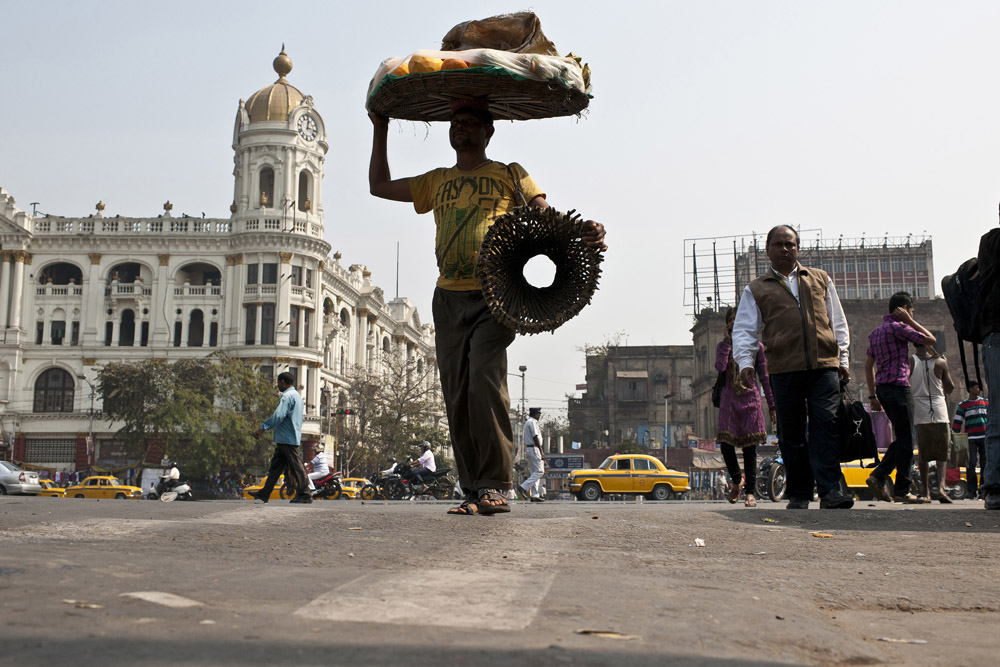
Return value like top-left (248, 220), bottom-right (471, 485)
top-left (744, 495), bottom-right (757, 508)
top-left (727, 479), bottom-right (744, 504)
top-left (447, 496), bottom-right (478, 515)
top-left (478, 489), bottom-right (511, 515)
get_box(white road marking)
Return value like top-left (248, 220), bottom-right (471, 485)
top-left (120, 591), bottom-right (205, 608)
top-left (295, 568), bottom-right (555, 630)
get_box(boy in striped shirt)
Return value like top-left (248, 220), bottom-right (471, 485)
top-left (953, 382), bottom-right (989, 499)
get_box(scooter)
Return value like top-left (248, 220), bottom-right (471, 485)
top-left (156, 478), bottom-right (194, 502)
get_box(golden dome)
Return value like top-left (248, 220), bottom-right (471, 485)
top-left (246, 45), bottom-right (305, 123)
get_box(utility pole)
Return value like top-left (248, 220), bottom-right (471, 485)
top-left (663, 392), bottom-right (674, 464)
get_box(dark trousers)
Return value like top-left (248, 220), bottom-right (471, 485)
top-left (872, 383), bottom-right (914, 494)
top-left (720, 444), bottom-right (757, 492)
top-left (433, 288), bottom-right (516, 495)
top-left (968, 437), bottom-right (986, 497)
top-left (406, 465), bottom-right (432, 485)
top-left (259, 443), bottom-right (309, 498)
top-left (770, 368), bottom-right (842, 499)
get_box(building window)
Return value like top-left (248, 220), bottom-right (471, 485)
top-left (617, 380), bottom-right (647, 402)
top-left (845, 259), bottom-right (855, 273)
top-left (173, 321), bottom-right (182, 347)
top-left (833, 260), bottom-right (843, 274)
top-left (246, 264), bottom-right (258, 284)
top-left (880, 259), bottom-right (890, 272)
top-left (24, 438), bottom-right (76, 464)
top-left (680, 376), bottom-right (693, 401)
top-left (259, 167), bottom-right (275, 208)
top-left (305, 268), bottom-right (313, 288)
top-left (209, 322), bottom-right (218, 347)
top-left (303, 310), bottom-right (311, 347)
top-left (245, 305), bottom-right (257, 345)
top-left (891, 258), bottom-right (903, 271)
top-left (916, 284), bottom-right (928, 298)
top-left (915, 257), bottom-right (927, 270)
top-left (140, 321), bottom-right (149, 347)
top-left (105, 322), bottom-right (113, 346)
top-left (904, 257), bottom-right (915, 271)
top-left (289, 306), bottom-right (300, 346)
top-left (260, 365), bottom-right (274, 379)
top-left (290, 266), bottom-right (302, 286)
top-left (35, 322), bottom-right (44, 345)
top-left (262, 263), bottom-right (278, 284)
top-left (188, 309), bottom-right (204, 347)
top-left (261, 304), bottom-right (275, 345)
top-left (33, 368), bottom-right (74, 413)
top-left (298, 171), bottom-right (312, 211)
top-left (119, 309), bottom-right (135, 347)
top-left (71, 321), bottom-right (80, 346)
top-left (868, 259), bottom-right (879, 273)
top-left (50, 320), bottom-right (66, 346)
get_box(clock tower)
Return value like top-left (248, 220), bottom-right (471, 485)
top-left (231, 46), bottom-right (328, 231)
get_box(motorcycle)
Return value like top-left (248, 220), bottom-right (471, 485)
top-left (756, 454), bottom-right (786, 502)
top-left (308, 471), bottom-right (344, 500)
top-left (378, 460), bottom-right (455, 500)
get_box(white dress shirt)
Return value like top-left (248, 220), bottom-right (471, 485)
top-left (732, 265), bottom-right (850, 372)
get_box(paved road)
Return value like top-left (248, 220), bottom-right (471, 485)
top-left (2, 496), bottom-right (998, 666)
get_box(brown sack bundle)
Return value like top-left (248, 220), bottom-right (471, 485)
top-left (441, 12), bottom-right (559, 55)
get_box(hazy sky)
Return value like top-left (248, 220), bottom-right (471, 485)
top-left (2, 1), bottom-right (998, 420)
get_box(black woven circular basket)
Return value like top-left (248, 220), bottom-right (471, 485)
top-left (367, 69), bottom-right (589, 122)
top-left (475, 207), bottom-right (603, 335)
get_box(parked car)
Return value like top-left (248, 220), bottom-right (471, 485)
top-left (65, 476), bottom-right (143, 499)
top-left (569, 454), bottom-right (690, 501)
top-left (38, 479), bottom-right (66, 498)
top-left (0, 461), bottom-right (42, 495)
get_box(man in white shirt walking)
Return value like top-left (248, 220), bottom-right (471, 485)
top-left (517, 408), bottom-right (546, 502)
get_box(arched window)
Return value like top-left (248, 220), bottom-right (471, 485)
top-left (340, 308), bottom-right (350, 327)
top-left (37, 262), bottom-right (83, 285)
top-left (259, 167), bottom-right (275, 208)
top-left (33, 368), bottom-right (74, 413)
top-left (119, 309), bottom-right (135, 347)
top-left (323, 297), bottom-right (334, 316)
top-left (382, 337), bottom-right (391, 354)
top-left (298, 171), bottom-right (312, 211)
top-left (188, 309), bottom-right (204, 347)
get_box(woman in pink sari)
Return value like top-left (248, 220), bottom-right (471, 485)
top-left (716, 308), bottom-right (776, 506)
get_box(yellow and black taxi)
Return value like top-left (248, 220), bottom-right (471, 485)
top-left (66, 476), bottom-right (143, 499)
top-left (38, 479), bottom-right (66, 498)
top-left (569, 454), bottom-right (690, 501)
top-left (339, 478), bottom-right (369, 499)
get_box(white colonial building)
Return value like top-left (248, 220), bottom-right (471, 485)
top-left (0, 48), bottom-right (438, 472)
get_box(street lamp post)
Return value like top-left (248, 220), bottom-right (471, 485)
top-left (77, 374), bottom-right (96, 469)
top-left (663, 392), bottom-right (674, 463)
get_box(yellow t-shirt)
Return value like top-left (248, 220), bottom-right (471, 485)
top-left (410, 161), bottom-right (544, 291)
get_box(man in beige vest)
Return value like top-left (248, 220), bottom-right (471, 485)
top-left (732, 225), bottom-right (853, 509)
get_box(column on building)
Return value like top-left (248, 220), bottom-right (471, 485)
top-left (277, 252), bottom-right (293, 346)
top-left (7, 251), bottom-right (28, 332)
top-left (0, 251), bottom-right (11, 328)
top-left (153, 254), bottom-right (170, 345)
top-left (312, 259), bottom-right (324, 349)
top-left (356, 308), bottom-right (368, 370)
top-left (224, 253), bottom-right (242, 346)
top-left (307, 361), bottom-right (320, 415)
top-left (81, 253), bottom-right (102, 345)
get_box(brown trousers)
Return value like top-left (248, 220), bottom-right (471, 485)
top-left (433, 288), bottom-right (516, 495)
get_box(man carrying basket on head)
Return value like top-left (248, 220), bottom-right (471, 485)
top-left (368, 102), bottom-right (606, 515)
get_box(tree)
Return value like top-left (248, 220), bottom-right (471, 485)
top-left (337, 352), bottom-right (445, 475)
top-left (98, 356), bottom-right (277, 477)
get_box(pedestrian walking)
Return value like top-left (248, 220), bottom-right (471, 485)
top-left (249, 372), bottom-right (311, 504)
top-left (911, 344), bottom-right (956, 503)
top-left (864, 292), bottom-right (937, 502)
top-left (953, 382), bottom-right (988, 499)
top-left (517, 408), bottom-right (546, 502)
top-left (978, 217), bottom-right (1000, 510)
top-left (716, 308), bottom-right (776, 507)
top-left (732, 225), bottom-right (853, 510)
top-left (368, 104), bottom-right (606, 515)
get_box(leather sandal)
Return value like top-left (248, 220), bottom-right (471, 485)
top-left (447, 496), bottom-right (478, 515)
top-left (477, 489), bottom-right (511, 515)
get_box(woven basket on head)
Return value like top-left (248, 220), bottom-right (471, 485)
top-left (475, 206), bottom-right (603, 335)
top-left (367, 69), bottom-right (589, 122)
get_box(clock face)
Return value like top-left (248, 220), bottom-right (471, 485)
top-left (297, 114), bottom-right (318, 141)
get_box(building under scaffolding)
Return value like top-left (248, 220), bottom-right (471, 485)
top-left (684, 230), bottom-right (935, 315)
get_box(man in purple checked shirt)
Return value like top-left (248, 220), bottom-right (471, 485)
top-left (865, 292), bottom-right (937, 503)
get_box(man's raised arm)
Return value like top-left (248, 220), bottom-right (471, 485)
top-left (368, 113), bottom-right (414, 202)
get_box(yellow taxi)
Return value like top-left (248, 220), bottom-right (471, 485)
top-left (38, 479), bottom-right (66, 498)
top-left (840, 459), bottom-right (973, 499)
top-left (338, 478), bottom-right (369, 500)
top-left (242, 476), bottom-right (299, 500)
top-left (66, 476), bottom-right (143, 499)
top-left (569, 454), bottom-right (689, 501)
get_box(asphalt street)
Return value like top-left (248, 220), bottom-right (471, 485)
top-left (1, 496), bottom-right (997, 666)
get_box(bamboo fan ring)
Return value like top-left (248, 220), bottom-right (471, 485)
top-left (476, 206), bottom-right (603, 334)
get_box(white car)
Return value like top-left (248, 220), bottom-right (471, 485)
top-left (0, 461), bottom-right (42, 495)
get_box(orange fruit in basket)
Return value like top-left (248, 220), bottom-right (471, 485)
top-left (441, 59), bottom-right (469, 70)
top-left (408, 55), bottom-right (443, 74)
top-left (390, 62), bottom-right (409, 76)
